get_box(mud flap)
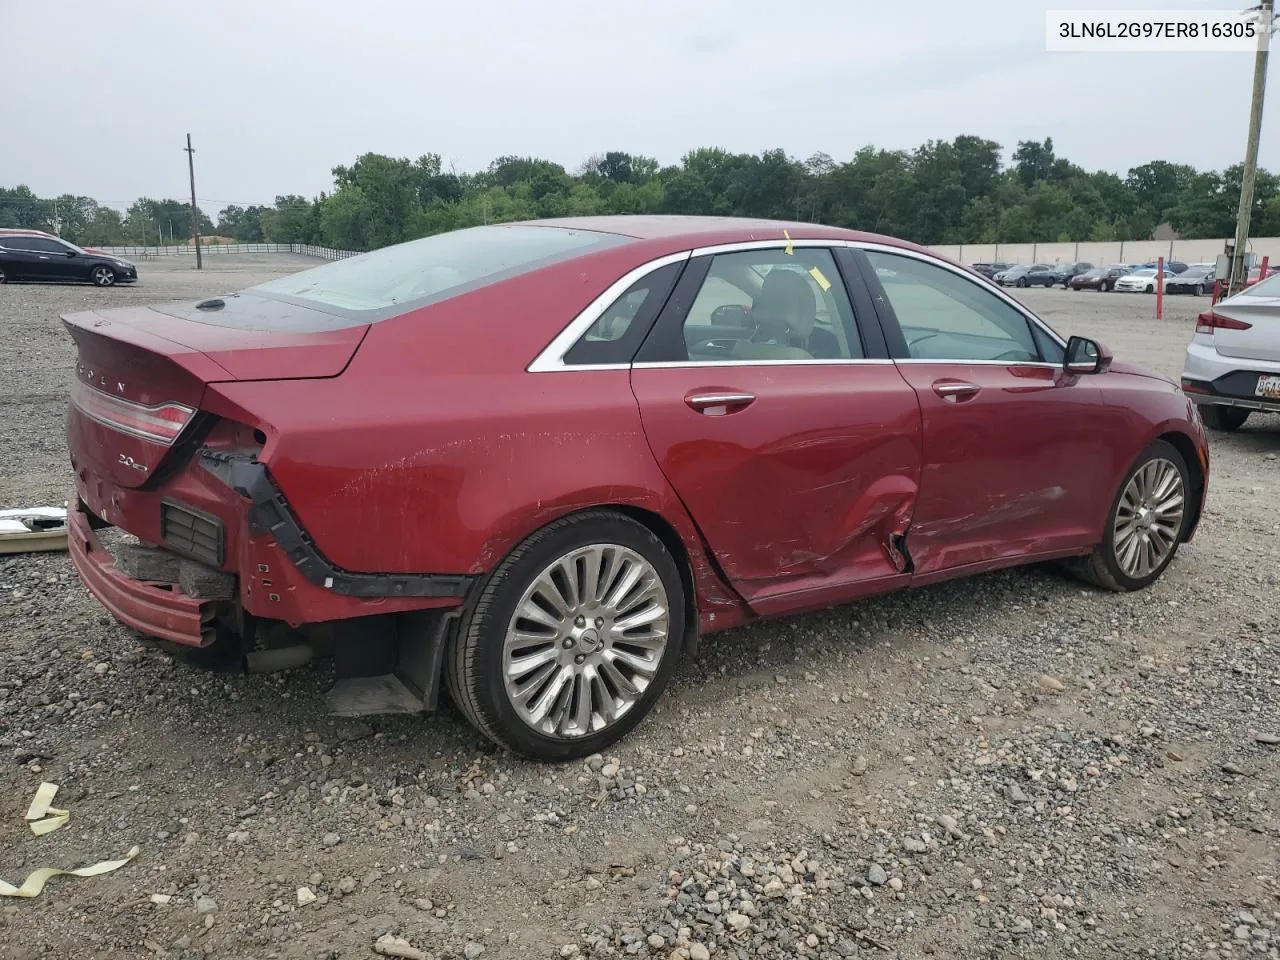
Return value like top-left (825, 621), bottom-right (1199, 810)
top-left (322, 609), bottom-right (459, 717)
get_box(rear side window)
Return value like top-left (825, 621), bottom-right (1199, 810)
top-left (563, 260), bottom-right (683, 366)
top-left (249, 224), bottom-right (628, 319)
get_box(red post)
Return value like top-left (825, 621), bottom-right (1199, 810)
top-left (1258, 256), bottom-right (1270, 288)
top-left (1156, 256), bottom-right (1164, 319)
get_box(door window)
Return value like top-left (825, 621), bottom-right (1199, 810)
top-left (865, 250), bottom-right (1046, 363)
top-left (679, 248), bottom-right (863, 363)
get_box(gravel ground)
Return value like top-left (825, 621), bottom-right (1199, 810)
top-left (1, 259), bottom-right (1278, 960)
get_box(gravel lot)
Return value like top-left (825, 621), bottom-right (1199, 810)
top-left (1, 258), bottom-right (1278, 960)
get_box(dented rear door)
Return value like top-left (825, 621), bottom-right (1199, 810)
top-left (628, 244), bottom-right (923, 616)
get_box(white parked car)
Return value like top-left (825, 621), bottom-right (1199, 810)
top-left (1180, 271), bottom-right (1280, 430)
top-left (1113, 267), bottom-right (1177, 293)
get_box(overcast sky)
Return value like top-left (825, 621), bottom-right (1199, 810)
top-left (2, 0), bottom-right (1275, 215)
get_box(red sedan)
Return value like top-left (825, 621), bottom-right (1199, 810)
top-left (62, 216), bottom-right (1210, 760)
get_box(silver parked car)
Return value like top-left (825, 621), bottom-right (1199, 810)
top-left (1181, 271), bottom-right (1280, 430)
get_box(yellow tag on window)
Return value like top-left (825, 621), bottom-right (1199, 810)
top-left (808, 266), bottom-right (832, 291)
top-left (783, 230), bottom-right (794, 255)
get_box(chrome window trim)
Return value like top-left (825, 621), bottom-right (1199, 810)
top-left (688, 237), bottom-right (840, 258)
top-left (527, 237), bottom-right (1070, 374)
top-left (633, 358), bottom-right (896, 369)
top-left (894, 359), bottom-right (1063, 368)
top-left (847, 240), bottom-right (1069, 352)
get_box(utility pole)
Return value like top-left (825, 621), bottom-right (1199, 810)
top-left (1228, 0), bottom-right (1273, 294)
top-left (185, 133), bottom-right (203, 269)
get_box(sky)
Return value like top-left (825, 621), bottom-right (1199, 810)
top-left (2, 0), bottom-right (1276, 217)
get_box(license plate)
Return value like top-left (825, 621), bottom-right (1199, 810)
top-left (1256, 375), bottom-right (1280, 399)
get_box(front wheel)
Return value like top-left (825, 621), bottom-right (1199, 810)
top-left (1017, 278), bottom-right (1028, 287)
top-left (1145, 284), bottom-right (1154, 294)
top-left (1200, 405), bottom-right (1250, 431)
top-left (1068, 440), bottom-right (1190, 592)
top-left (0, 265), bottom-right (6, 283)
top-left (91, 265), bottom-right (116, 286)
top-left (445, 510), bottom-right (686, 761)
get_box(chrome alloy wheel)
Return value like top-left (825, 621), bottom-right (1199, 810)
top-left (501, 543), bottom-right (670, 739)
top-left (1113, 458), bottom-right (1185, 579)
top-left (92, 266), bottom-right (115, 286)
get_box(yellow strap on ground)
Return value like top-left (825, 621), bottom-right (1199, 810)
top-left (24, 782), bottom-right (69, 835)
top-left (0, 846), bottom-right (140, 898)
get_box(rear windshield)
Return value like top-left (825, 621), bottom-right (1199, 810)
top-left (249, 224), bottom-right (627, 318)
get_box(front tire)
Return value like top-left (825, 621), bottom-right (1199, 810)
top-left (91, 265), bottom-right (116, 286)
top-left (1200, 405), bottom-right (1250, 431)
top-left (445, 510), bottom-right (686, 761)
top-left (0, 265), bottom-right (6, 283)
top-left (1017, 277), bottom-right (1028, 288)
top-left (1068, 440), bottom-right (1190, 592)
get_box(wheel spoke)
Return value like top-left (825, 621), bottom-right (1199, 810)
top-left (605, 646), bottom-right (660, 679)
top-left (603, 560), bottom-right (644, 612)
top-left (509, 660), bottom-right (558, 706)
top-left (613, 598), bottom-right (666, 633)
top-left (517, 597), bottom-right (562, 632)
top-left (506, 644), bottom-right (558, 680)
top-left (554, 555), bottom-right (581, 611)
top-left (571, 669), bottom-right (595, 734)
top-left (599, 657), bottom-right (641, 700)
top-left (580, 546), bottom-right (604, 606)
top-left (528, 665), bottom-right (572, 725)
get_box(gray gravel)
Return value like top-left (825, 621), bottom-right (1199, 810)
top-left (1, 259), bottom-right (1278, 959)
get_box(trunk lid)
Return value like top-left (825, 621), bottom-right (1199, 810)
top-left (1210, 296), bottom-right (1280, 363)
top-left (63, 295), bottom-right (368, 489)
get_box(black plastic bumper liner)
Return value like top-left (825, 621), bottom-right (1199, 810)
top-left (198, 449), bottom-right (473, 599)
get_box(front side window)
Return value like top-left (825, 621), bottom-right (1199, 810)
top-left (865, 250), bottom-right (1042, 363)
top-left (680, 248), bottom-right (863, 363)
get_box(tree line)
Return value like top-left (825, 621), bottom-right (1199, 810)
top-left (3, 136), bottom-right (1278, 252)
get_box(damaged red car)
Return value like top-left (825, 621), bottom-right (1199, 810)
top-left (63, 216), bottom-right (1210, 760)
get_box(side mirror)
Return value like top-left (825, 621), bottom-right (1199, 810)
top-left (1065, 335), bottom-right (1112, 375)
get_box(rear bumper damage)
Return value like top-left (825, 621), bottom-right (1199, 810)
top-left (68, 504), bottom-right (217, 647)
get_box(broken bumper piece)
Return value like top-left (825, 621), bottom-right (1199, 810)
top-left (67, 504), bottom-right (218, 647)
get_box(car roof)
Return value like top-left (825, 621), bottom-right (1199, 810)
top-left (508, 214), bottom-right (931, 257)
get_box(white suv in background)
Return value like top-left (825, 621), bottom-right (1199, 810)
top-left (1181, 272), bottom-right (1280, 430)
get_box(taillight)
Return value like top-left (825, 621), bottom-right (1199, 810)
top-left (70, 379), bottom-right (195, 446)
top-left (1196, 311), bottom-right (1252, 335)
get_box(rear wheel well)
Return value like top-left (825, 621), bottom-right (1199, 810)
top-left (605, 505), bottom-right (701, 656)
top-left (1158, 430), bottom-right (1205, 539)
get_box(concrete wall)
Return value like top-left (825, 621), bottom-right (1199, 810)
top-left (928, 238), bottom-right (1280, 267)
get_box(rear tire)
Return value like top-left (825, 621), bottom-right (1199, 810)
top-left (1068, 440), bottom-right (1190, 592)
top-left (0, 266), bottom-right (6, 283)
top-left (1199, 405), bottom-right (1250, 431)
top-left (445, 510), bottom-right (686, 761)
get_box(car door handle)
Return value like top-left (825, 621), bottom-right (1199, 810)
top-left (932, 380), bottom-right (980, 402)
top-left (685, 392), bottom-right (756, 415)
top-left (38, 255), bottom-right (50, 260)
